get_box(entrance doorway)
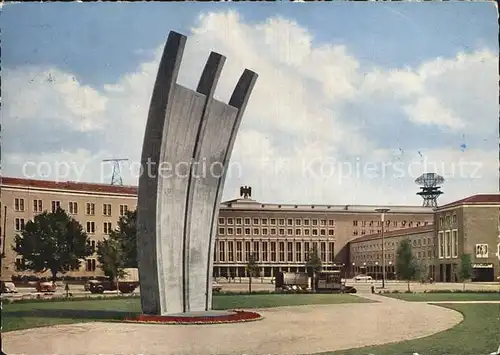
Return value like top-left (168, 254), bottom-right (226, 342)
top-left (472, 265), bottom-right (495, 282)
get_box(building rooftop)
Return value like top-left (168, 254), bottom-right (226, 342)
top-left (435, 193), bottom-right (500, 211)
top-left (349, 225), bottom-right (434, 244)
top-left (1, 176), bottom-right (137, 196)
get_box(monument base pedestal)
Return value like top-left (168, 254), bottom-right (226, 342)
top-left (125, 310), bottom-right (262, 325)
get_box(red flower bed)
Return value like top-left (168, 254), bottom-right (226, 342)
top-left (124, 310), bottom-right (262, 325)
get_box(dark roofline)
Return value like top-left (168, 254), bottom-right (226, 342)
top-left (435, 194), bottom-right (500, 211)
top-left (349, 225), bottom-right (434, 244)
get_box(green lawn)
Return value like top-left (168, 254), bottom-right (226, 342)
top-left (2, 293), bottom-right (368, 332)
top-left (320, 304), bottom-right (500, 355)
top-left (382, 292), bottom-right (500, 302)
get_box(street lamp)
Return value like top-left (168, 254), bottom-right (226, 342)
top-left (375, 208), bottom-right (391, 288)
top-left (388, 261), bottom-right (393, 281)
top-left (352, 262), bottom-right (355, 278)
top-left (375, 261), bottom-right (379, 281)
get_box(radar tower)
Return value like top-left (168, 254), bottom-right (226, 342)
top-left (415, 173), bottom-right (444, 207)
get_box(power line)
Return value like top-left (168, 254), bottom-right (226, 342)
top-left (102, 158), bottom-right (129, 185)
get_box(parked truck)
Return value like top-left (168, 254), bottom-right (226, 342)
top-left (274, 272), bottom-right (310, 292)
top-left (85, 268), bottom-right (139, 294)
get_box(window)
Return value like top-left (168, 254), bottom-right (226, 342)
top-left (51, 200), bottom-right (61, 213)
top-left (424, 221), bottom-right (429, 226)
top-left (219, 241), bottom-right (225, 262)
top-left (103, 222), bottom-right (112, 234)
top-left (438, 232), bottom-right (444, 258)
top-left (236, 227), bottom-right (242, 235)
top-left (236, 218), bottom-right (242, 225)
top-left (279, 242), bottom-right (285, 262)
top-left (218, 217), bottom-right (225, 225)
top-left (452, 230), bottom-right (458, 258)
top-left (295, 219), bottom-right (301, 226)
top-left (102, 204), bottom-right (111, 216)
top-left (304, 229), bottom-right (310, 236)
top-left (270, 228), bottom-right (276, 235)
top-left (227, 218), bottom-right (234, 225)
top-left (120, 205), bottom-right (128, 220)
top-left (86, 259), bottom-right (96, 272)
top-left (296, 242), bottom-right (302, 262)
top-left (14, 198), bottom-right (25, 212)
top-left (445, 231), bottom-right (451, 258)
top-left (86, 221), bottom-right (96, 234)
top-left (320, 229), bottom-right (326, 236)
top-left (304, 242), bottom-right (310, 254)
top-left (244, 218), bottom-right (251, 225)
top-left (452, 214), bottom-right (457, 225)
top-left (328, 230), bottom-right (334, 236)
top-left (244, 228), bottom-right (251, 235)
top-left (279, 228), bottom-right (285, 236)
top-left (15, 218), bottom-right (25, 231)
top-left (270, 218), bottom-right (276, 225)
top-left (262, 228), bottom-right (268, 236)
top-left (69, 202), bottom-right (78, 214)
top-left (361, 230), bottom-right (366, 235)
top-left (253, 218), bottom-right (259, 225)
top-left (287, 242), bottom-right (293, 262)
top-left (253, 242), bottom-right (259, 261)
top-left (287, 219), bottom-right (293, 226)
top-left (278, 219), bottom-right (285, 226)
top-left (15, 257), bottom-right (25, 271)
top-left (245, 242), bottom-right (251, 261)
top-left (295, 228), bottom-right (301, 236)
top-left (353, 220), bottom-right (358, 227)
top-left (353, 230), bottom-right (358, 236)
top-left (320, 242), bottom-right (326, 262)
top-left (236, 241), bottom-right (242, 262)
top-left (439, 217), bottom-right (444, 228)
top-left (312, 219), bottom-right (318, 226)
top-left (270, 242), bottom-right (276, 262)
top-left (328, 242), bottom-right (334, 262)
top-left (261, 218), bottom-right (268, 225)
top-left (262, 242), bottom-right (268, 262)
top-left (86, 203), bottom-right (95, 216)
top-left (228, 241), bottom-right (234, 262)
top-left (361, 221), bottom-right (366, 227)
top-left (303, 219), bottom-right (310, 226)
top-left (227, 228), bottom-right (234, 235)
top-left (287, 228), bottom-right (293, 236)
top-left (251, 228), bottom-right (258, 235)
top-left (219, 227), bottom-right (225, 235)
top-left (87, 240), bottom-right (96, 253)
top-left (328, 220), bottom-right (335, 226)
top-left (33, 199), bottom-right (43, 213)
top-left (312, 229), bottom-right (318, 236)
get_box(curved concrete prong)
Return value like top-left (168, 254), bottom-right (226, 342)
top-left (182, 52), bottom-right (226, 312)
top-left (204, 69), bottom-right (258, 309)
top-left (136, 31), bottom-right (187, 316)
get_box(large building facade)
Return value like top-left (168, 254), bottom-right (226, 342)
top-left (1, 177), bottom-right (434, 280)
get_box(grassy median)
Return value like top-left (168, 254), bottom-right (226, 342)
top-left (321, 303), bottom-right (500, 355)
top-left (2, 293), bottom-right (369, 332)
top-left (382, 292), bottom-right (500, 302)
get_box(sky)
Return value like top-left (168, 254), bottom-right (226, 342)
top-left (2, 2), bottom-right (499, 206)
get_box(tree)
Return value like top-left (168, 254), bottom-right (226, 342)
top-left (305, 245), bottom-right (322, 292)
top-left (12, 208), bottom-right (91, 282)
top-left (395, 239), bottom-right (421, 292)
top-left (457, 253), bottom-right (473, 291)
top-left (96, 237), bottom-right (127, 292)
top-left (109, 210), bottom-right (137, 268)
top-left (246, 252), bottom-right (259, 293)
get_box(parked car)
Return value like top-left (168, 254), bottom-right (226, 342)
top-left (36, 281), bottom-right (57, 292)
top-left (1, 281), bottom-right (18, 293)
top-left (87, 280), bottom-right (138, 294)
top-left (354, 274), bottom-right (372, 281)
top-left (212, 281), bottom-right (222, 293)
top-left (84, 280), bottom-right (100, 291)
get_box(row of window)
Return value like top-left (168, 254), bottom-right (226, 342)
top-left (13, 198), bottom-right (130, 217)
top-left (218, 217), bottom-right (336, 227)
top-left (438, 230), bottom-right (459, 259)
top-left (353, 237), bottom-right (434, 252)
top-left (14, 218), bottom-right (114, 235)
top-left (215, 240), bottom-right (335, 264)
top-left (219, 227), bottom-right (335, 237)
top-left (352, 249), bottom-right (435, 262)
top-left (438, 214), bottom-right (457, 228)
top-left (16, 257), bottom-right (98, 272)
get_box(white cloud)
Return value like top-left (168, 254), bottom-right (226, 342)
top-left (3, 10), bottom-right (498, 206)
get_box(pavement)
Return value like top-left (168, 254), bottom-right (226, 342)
top-left (3, 293), bottom-right (465, 355)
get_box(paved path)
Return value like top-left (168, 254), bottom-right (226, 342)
top-left (3, 294), bottom-right (463, 355)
